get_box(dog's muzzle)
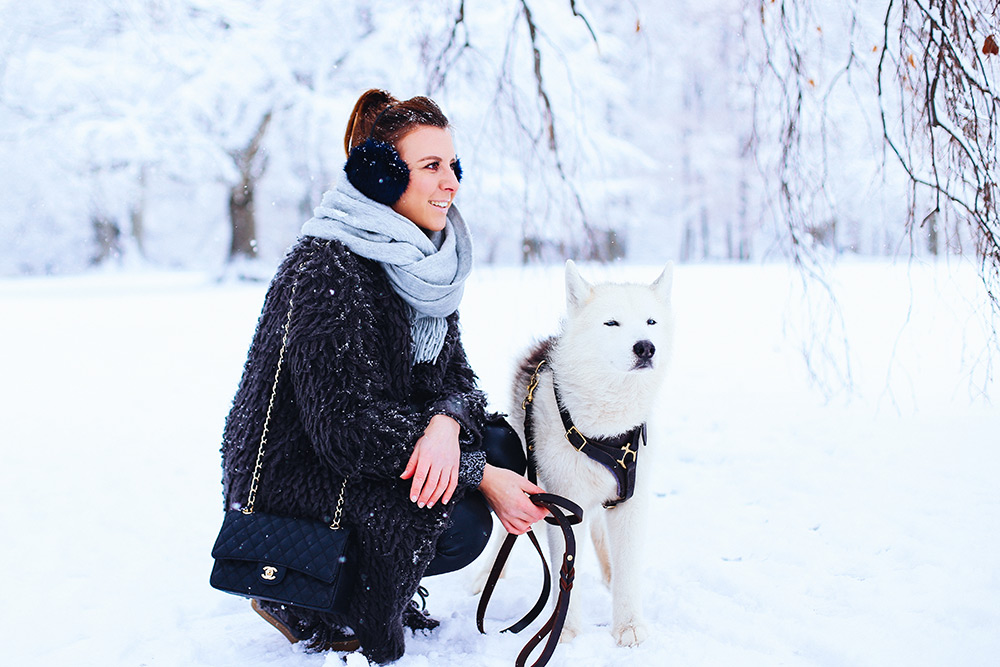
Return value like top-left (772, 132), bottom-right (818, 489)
top-left (632, 339), bottom-right (655, 369)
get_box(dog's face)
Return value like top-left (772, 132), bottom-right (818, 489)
top-left (560, 260), bottom-right (674, 379)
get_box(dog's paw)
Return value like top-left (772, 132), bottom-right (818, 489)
top-left (612, 620), bottom-right (648, 647)
top-left (468, 570), bottom-right (492, 595)
top-left (557, 622), bottom-right (579, 644)
top-left (468, 568), bottom-right (487, 595)
top-left (469, 562), bottom-right (506, 596)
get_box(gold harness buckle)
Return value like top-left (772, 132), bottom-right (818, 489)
top-left (565, 425), bottom-right (588, 451)
top-left (617, 439), bottom-right (639, 469)
top-left (522, 360), bottom-right (547, 409)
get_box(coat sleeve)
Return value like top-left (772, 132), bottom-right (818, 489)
top-left (289, 323), bottom-right (489, 484)
top-left (280, 250), bottom-right (475, 482)
top-left (282, 254), bottom-right (429, 481)
top-left (281, 242), bottom-right (493, 484)
top-left (426, 317), bottom-right (487, 450)
top-left (426, 319), bottom-right (488, 487)
top-left (287, 333), bottom-right (425, 481)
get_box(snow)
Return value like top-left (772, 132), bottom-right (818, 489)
top-left (1, 260), bottom-right (998, 666)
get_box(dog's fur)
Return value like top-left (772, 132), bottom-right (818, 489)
top-left (484, 260), bottom-right (674, 646)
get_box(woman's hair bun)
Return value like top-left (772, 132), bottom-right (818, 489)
top-left (344, 89), bottom-right (399, 156)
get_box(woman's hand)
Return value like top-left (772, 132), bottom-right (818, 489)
top-left (478, 464), bottom-right (550, 535)
top-left (401, 414), bottom-right (461, 508)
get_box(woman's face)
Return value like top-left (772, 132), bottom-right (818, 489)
top-left (391, 125), bottom-right (461, 233)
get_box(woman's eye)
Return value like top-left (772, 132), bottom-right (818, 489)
top-left (647, 318), bottom-right (657, 325)
top-left (604, 320), bottom-right (620, 327)
top-left (426, 161), bottom-right (439, 171)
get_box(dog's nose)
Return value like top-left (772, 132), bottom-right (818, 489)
top-left (633, 340), bottom-right (655, 360)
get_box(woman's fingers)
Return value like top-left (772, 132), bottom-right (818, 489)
top-left (400, 449), bottom-right (419, 480)
top-left (479, 464), bottom-right (552, 534)
top-left (440, 469), bottom-right (458, 506)
top-left (427, 465), bottom-right (459, 508)
top-left (417, 466), bottom-right (443, 507)
top-left (403, 414), bottom-right (461, 508)
top-left (405, 447), bottom-right (459, 508)
top-left (501, 509), bottom-right (541, 535)
top-left (405, 455), bottom-right (430, 502)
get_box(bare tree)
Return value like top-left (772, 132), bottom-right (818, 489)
top-left (228, 110), bottom-right (273, 261)
top-left (878, 0), bottom-right (1000, 310)
top-left (423, 0), bottom-right (617, 263)
top-left (748, 0), bottom-right (999, 393)
top-left (753, 0), bottom-right (999, 307)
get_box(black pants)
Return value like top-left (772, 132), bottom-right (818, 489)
top-left (424, 490), bottom-right (493, 576)
top-left (424, 416), bottom-right (526, 577)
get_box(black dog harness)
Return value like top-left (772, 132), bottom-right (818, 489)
top-left (523, 360), bottom-right (646, 509)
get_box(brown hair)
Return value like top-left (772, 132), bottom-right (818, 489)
top-left (343, 89), bottom-right (450, 157)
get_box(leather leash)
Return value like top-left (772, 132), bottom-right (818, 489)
top-left (476, 492), bottom-right (583, 667)
top-left (477, 360), bottom-right (585, 667)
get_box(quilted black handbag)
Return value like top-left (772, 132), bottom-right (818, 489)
top-left (210, 506), bottom-right (355, 612)
top-left (210, 275), bottom-right (356, 613)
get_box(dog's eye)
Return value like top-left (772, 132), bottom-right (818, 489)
top-left (604, 320), bottom-right (620, 327)
top-left (647, 318), bottom-right (657, 325)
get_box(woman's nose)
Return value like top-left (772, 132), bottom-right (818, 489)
top-left (442, 169), bottom-right (459, 191)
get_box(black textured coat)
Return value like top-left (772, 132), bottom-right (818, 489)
top-left (221, 236), bottom-right (487, 663)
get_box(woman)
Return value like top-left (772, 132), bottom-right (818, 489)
top-left (221, 89), bottom-right (549, 664)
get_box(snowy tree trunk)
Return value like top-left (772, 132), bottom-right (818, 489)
top-left (227, 111), bottom-right (272, 262)
top-left (131, 165), bottom-right (147, 259)
top-left (228, 180), bottom-right (257, 259)
top-left (91, 215), bottom-right (121, 265)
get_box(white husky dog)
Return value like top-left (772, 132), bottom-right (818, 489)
top-left (495, 260), bottom-right (674, 647)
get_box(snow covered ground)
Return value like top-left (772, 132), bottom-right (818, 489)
top-left (1, 260), bottom-right (998, 666)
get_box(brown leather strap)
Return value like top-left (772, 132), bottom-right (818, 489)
top-left (476, 529), bottom-right (549, 635)
top-left (553, 380), bottom-right (645, 509)
top-left (477, 493), bottom-right (583, 667)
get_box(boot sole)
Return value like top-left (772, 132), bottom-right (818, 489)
top-left (250, 599), bottom-right (302, 644)
top-left (251, 599), bottom-right (361, 652)
top-left (305, 636), bottom-right (362, 653)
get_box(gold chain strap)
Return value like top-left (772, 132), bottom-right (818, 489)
top-left (243, 276), bottom-right (298, 515)
top-left (241, 270), bottom-right (348, 531)
top-left (330, 479), bottom-right (347, 530)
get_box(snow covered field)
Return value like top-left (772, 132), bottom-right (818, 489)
top-left (1, 260), bottom-right (998, 667)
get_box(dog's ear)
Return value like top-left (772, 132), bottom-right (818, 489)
top-left (651, 261), bottom-right (674, 301)
top-left (565, 259), bottom-right (593, 311)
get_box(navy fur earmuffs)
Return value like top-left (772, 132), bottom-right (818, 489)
top-left (345, 138), bottom-right (410, 206)
top-left (344, 136), bottom-right (463, 206)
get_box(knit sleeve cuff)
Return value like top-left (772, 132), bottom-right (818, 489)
top-left (429, 395), bottom-right (478, 447)
top-left (457, 450), bottom-right (486, 488)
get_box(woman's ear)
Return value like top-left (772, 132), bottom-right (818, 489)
top-left (344, 138), bottom-right (410, 205)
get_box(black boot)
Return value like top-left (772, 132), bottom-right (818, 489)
top-left (402, 586), bottom-right (440, 633)
top-left (252, 599), bottom-right (360, 652)
top-left (304, 626), bottom-right (361, 653)
top-left (251, 599), bottom-right (313, 643)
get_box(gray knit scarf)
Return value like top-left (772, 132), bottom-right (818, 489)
top-left (301, 173), bottom-right (473, 364)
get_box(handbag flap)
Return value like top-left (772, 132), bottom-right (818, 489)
top-left (212, 510), bottom-right (350, 584)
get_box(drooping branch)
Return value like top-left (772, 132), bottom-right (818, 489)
top-left (426, 0), bottom-right (469, 95)
top-left (517, 0), bottom-right (606, 259)
top-left (568, 0), bottom-right (598, 45)
top-left (520, 0), bottom-right (558, 152)
top-left (878, 0), bottom-right (1000, 315)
